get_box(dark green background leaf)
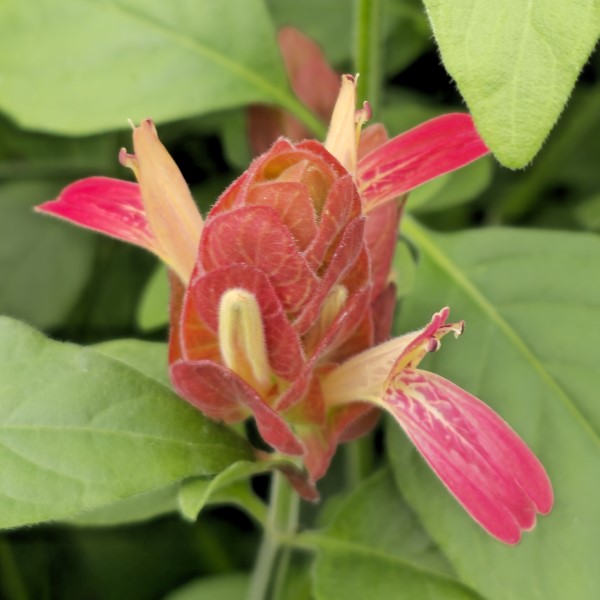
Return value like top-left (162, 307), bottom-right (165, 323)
top-left (165, 572), bottom-right (250, 600)
top-left (0, 181), bottom-right (95, 329)
top-left (312, 469), bottom-right (481, 599)
top-left (389, 222), bottom-right (600, 599)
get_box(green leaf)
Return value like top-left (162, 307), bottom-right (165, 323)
top-left (311, 469), bottom-right (481, 600)
top-left (574, 193), bottom-right (600, 231)
top-left (409, 157), bottom-right (493, 213)
top-left (0, 0), bottom-right (317, 135)
top-left (0, 181), bottom-right (95, 330)
top-left (422, 0), bottom-right (600, 167)
top-left (0, 317), bottom-right (252, 529)
top-left (267, 0), bottom-right (352, 66)
top-left (0, 115), bottom-right (120, 179)
top-left (68, 483), bottom-right (179, 526)
top-left (136, 264), bottom-right (170, 332)
top-left (383, 0), bottom-right (432, 76)
top-left (68, 240), bottom-right (155, 336)
top-left (92, 338), bottom-right (170, 387)
top-left (164, 573), bottom-right (250, 600)
top-left (389, 220), bottom-right (600, 599)
top-left (393, 238), bottom-right (417, 299)
top-left (178, 461), bottom-right (270, 525)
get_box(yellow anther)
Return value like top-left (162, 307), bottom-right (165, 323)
top-left (320, 285), bottom-right (348, 333)
top-left (218, 288), bottom-right (272, 391)
top-left (304, 285), bottom-right (348, 354)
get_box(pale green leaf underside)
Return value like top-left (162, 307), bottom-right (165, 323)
top-left (390, 221), bottom-right (600, 599)
top-left (0, 318), bottom-right (252, 529)
top-left (423, 0), bottom-right (600, 167)
top-left (178, 460), bottom-right (272, 525)
top-left (0, 0), bottom-right (304, 134)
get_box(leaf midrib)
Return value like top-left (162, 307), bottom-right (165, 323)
top-left (300, 531), bottom-right (480, 595)
top-left (0, 423), bottom-right (236, 449)
top-left (101, 0), bottom-right (324, 135)
top-left (403, 218), bottom-right (600, 448)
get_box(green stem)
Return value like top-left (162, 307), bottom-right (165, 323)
top-left (354, 0), bottom-right (383, 115)
top-left (246, 472), bottom-right (299, 600)
top-left (344, 433), bottom-right (375, 489)
top-left (0, 537), bottom-right (28, 600)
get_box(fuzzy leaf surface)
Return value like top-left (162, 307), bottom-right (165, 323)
top-left (423, 0), bottom-right (600, 167)
top-left (0, 318), bottom-right (252, 529)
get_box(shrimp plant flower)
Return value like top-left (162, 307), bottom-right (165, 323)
top-left (37, 75), bottom-right (552, 544)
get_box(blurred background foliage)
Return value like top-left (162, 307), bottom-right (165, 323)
top-left (0, 0), bottom-right (599, 598)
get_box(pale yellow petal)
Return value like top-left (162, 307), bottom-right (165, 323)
top-left (133, 120), bottom-right (203, 283)
top-left (324, 75), bottom-right (358, 175)
top-left (320, 332), bottom-right (417, 406)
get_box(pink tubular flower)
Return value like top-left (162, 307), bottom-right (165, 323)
top-left (36, 74), bottom-right (552, 544)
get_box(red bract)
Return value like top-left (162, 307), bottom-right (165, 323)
top-left (169, 135), bottom-right (380, 482)
top-left (36, 72), bottom-right (552, 544)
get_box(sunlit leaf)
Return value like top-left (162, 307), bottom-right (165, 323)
top-left (0, 0), bottom-right (300, 134)
top-left (0, 318), bottom-right (252, 529)
top-left (423, 0), bottom-right (600, 167)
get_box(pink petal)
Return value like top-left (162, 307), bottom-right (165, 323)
top-left (170, 360), bottom-right (304, 456)
top-left (357, 114), bottom-right (490, 210)
top-left (36, 177), bottom-right (159, 255)
top-left (384, 368), bottom-right (553, 544)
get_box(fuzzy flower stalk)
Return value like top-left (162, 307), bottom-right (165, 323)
top-left (37, 76), bottom-right (552, 544)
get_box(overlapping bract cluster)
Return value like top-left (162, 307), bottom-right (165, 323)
top-left (36, 33), bottom-right (553, 543)
top-left (168, 136), bottom-right (395, 481)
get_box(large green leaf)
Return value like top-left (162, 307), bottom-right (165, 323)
top-left (0, 318), bottom-right (252, 529)
top-left (311, 469), bottom-right (481, 600)
top-left (267, 0), bottom-right (352, 66)
top-left (93, 338), bottom-right (170, 387)
top-left (0, 0), bottom-right (316, 134)
top-left (422, 0), bottom-right (600, 167)
top-left (0, 181), bottom-right (95, 330)
top-left (388, 220), bottom-right (600, 599)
